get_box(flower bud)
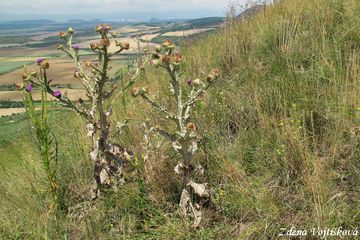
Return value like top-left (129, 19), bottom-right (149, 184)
top-left (187, 122), bottom-right (196, 131)
top-left (151, 59), bottom-right (160, 68)
top-left (152, 53), bottom-right (160, 59)
top-left (207, 73), bottom-right (215, 82)
top-left (96, 24), bottom-right (112, 32)
top-left (103, 24), bottom-right (112, 31)
top-left (162, 55), bottom-right (171, 65)
top-left (16, 82), bottom-right (24, 90)
top-left (154, 46), bottom-right (161, 53)
top-left (60, 31), bottom-right (67, 38)
top-left (100, 38), bottom-right (110, 48)
top-left (35, 58), bottom-right (45, 65)
top-left (53, 90), bottom-right (62, 98)
top-left (40, 61), bottom-right (50, 69)
top-left (67, 27), bottom-right (74, 34)
top-left (212, 69), bottom-right (220, 78)
top-left (96, 25), bottom-right (102, 32)
top-left (25, 84), bottom-right (33, 92)
top-left (140, 87), bottom-right (148, 94)
top-left (22, 72), bottom-right (30, 81)
top-left (74, 70), bottom-right (81, 79)
top-left (162, 40), bottom-right (175, 49)
top-left (73, 44), bottom-right (80, 51)
top-left (121, 42), bottom-right (130, 50)
top-left (172, 53), bottom-right (183, 64)
top-left (90, 42), bottom-right (98, 50)
top-left (131, 87), bottom-right (140, 97)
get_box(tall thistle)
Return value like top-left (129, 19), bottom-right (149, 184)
top-left (132, 40), bottom-right (220, 227)
top-left (19, 83), bottom-right (60, 211)
top-left (20, 25), bottom-right (149, 199)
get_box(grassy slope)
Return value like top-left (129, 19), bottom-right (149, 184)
top-left (1, 0), bottom-right (359, 239)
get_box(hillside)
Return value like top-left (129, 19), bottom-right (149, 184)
top-left (0, 0), bottom-right (359, 239)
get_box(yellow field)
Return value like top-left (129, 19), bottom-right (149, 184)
top-left (113, 25), bottom-right (159, 33)
top-left (0, 56), bottom-right (131, 86)
top-left (0, 46), bottom-right (60, 57)
top-left (0, 107), bottom-right (28, 117)
top-left (0, 89), bottom-right (88, 102)
top-left (162, 28), bottom-right (215, 36)
top-left (140, 33), bottom-right (161, 41)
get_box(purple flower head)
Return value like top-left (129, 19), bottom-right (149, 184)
top-left (73, 44), bottom-right (80, 51)
top-left (25, 84), bottom-right (33, 92)
top-left (53, 90), bottom-right (62, 98)
top-left (101, 25), bottom-right (107, 30)
top-left (35, 58), bottom-right (45, 65)
top-left (186, 79), bottom-right (192, 86)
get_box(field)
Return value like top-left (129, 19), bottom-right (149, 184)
top-left (162, 28), bottom-right (215, 36)
top-left (0, 107), bottom-right (28, 116)
top-left (0, 19), bottom-right (219, 116)
top-left (0, 61), bottom-right (33, 75)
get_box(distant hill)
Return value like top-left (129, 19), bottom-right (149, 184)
top-left (186, 17), bottom-right (224, 27)
top-left (0, 19), bottom-right (56, 30)
top-left (237, 4), bottom-right (265, 20)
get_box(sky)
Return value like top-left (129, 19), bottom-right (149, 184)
top-left (0, 0), bottom-right (251, 20)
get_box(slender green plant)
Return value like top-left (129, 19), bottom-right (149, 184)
top-left (20, 24), bottom-right (149, 199)
top-left (21, 84), bottom-right (60, 211)
top-left (132, 40), bottom-right (220, 227)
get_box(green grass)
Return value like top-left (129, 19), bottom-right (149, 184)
top-left (0, 61), bottom-right (32, 75)
top-left (1, 0), bottom-right (360, 239)
top-left (0, 36), bottom-right (33, 44)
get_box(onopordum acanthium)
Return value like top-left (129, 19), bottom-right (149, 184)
top-left (19, 24), bottom-right (150, 199)
top-left (132, 40), bottom-right (220, 228)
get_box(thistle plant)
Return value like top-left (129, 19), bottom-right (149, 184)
top-left (18, 83), bottom-right (60, 211)
top-left (20, 25), bottom-right (148, 199)
top-left (132, 40), bottom-right (220, 227)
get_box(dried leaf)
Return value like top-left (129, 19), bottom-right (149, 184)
top-left (86, 123), bottom-right (95, 137)
top-left (189, 141), bottom-right (198, 155)
top-left (174, 163), bottom-right (185, 175)
top-left (194, 164), bottom-right (205, 176)
top-left (172, 141), bottom-right (182, 152)
top-left (192, 204), bottom-right (202, 228)
top-left (99, 168), bottom-right (110, 185)
top-left (90, 149), bottom-right (98, 161)
top-left (179, 189), bottom-right (191, 216)
top-left (188, 181), bottom-right (209, 198)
